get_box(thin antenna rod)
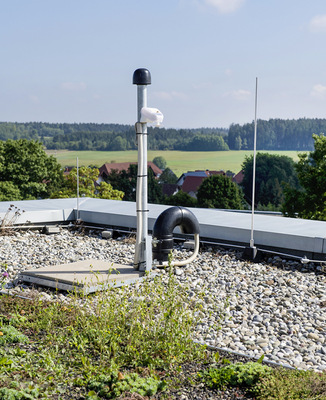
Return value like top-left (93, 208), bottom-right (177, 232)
top-left (76, 157), bottom-right (80, 220)
top-left (250, 77), bottom-right (258, 248)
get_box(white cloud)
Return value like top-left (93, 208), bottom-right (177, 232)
top-left (61, 82), bottom-right (87, 92)
top-left (225, 68), bottom-right (233, 77)
top-left (310, 84), bottom-right (326, 98)
top-left (154, 91), bottom-right (187, 101)
top-left (309, 14), bottom-right (326, 33)
top-left (224, 89), bottom-right (251, 101)
top-left (204, 0), bottom-right (245, 14)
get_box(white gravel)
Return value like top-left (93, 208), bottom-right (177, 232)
top-left (0, 228), bottom-right (325, 372)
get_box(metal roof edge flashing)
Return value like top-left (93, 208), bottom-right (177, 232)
top-left (0, 198), bottom-right (326, 259)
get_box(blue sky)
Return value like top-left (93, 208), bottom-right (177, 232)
top-left (1, 0), bottom-right (326, 129)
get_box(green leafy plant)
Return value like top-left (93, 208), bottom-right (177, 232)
top-left (0, 312), bottom-right (28, 327)
top-left (86, 371), bottom-right (167, 399)
top-left (199, 359), bottom-right (272, 390)
top-left (0, 386), bottom-right (40, 399)
top-left (0, 325), bottom-right (29, 345)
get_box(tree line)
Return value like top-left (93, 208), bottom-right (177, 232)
top-left (0, 122), bottom-right (228, 151)
top-left (45, 127), bottom-right (230, 151)
top-left (228, 118), bottom-right (326, 150)
top-left (2, 118), bottom-right (326, 151)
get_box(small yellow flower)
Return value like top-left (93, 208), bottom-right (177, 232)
top-left (0, 332), bottom-right (3, 336)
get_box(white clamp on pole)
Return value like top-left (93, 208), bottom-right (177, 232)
top-left (140, 107), bottom-right (163, 127)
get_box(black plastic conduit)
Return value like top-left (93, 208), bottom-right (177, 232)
top-left (152, 206), bottom-right (200, 266)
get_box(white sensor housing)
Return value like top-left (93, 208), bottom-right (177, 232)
top-left (140, 107), bottom-right (164, 126)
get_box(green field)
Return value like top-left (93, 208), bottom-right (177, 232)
top-left (47, 150), bottom-right (303, 176)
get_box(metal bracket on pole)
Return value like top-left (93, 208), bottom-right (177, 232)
top-left (135, 122), bottom-right (142, 144)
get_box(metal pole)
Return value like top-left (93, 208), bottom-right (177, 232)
top-left (137, 85), bottom-right (148, 271)
top-left (133, 68), bottom-right (151, 271)
top-left (76, 157), bottom-right (80, 220)
top-left (250, 77), bottom-right (258, 248)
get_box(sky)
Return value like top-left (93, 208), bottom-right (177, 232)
top-left (1, 0), bottom-right (326, 129)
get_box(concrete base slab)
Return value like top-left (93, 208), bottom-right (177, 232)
top-left (21, 259), bottom-right (146, 294)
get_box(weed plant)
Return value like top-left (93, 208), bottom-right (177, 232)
top-left (0, 206), bottom-right (25, 235)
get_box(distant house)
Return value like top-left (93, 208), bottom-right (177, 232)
top-left (232, 170), bottom-right (244, 185)
top-left (97, 162), bottom-right (163, 184)
top-left (162, 183), bottom-right (179, 197)
top-left (180, 176), bottom-right (207, 198)
top-left (176, 170), bottom-right (208, 187)
top-left (175, 170), bottom-right (226, 198)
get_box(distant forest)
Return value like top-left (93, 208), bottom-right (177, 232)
top-left (0, 118), bottom-right (325, 151)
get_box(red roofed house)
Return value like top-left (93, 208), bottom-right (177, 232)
top-left (97, 162), bottom-right (162, 184)
top-left (176, 170), bottom-right (226, 198)
top-left (180, 176), bottom-right (207, 198)
top-left (232, 170), bottom-right (244, 185)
